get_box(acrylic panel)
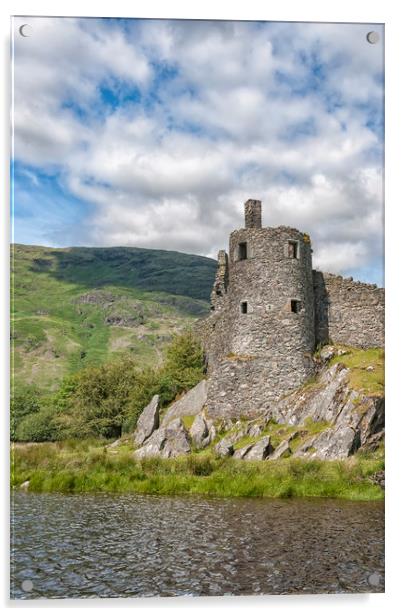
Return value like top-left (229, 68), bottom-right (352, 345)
top-left (10, 16), bottom-right (385, 599)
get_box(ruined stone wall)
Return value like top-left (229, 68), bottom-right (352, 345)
top-left (205, 226), bottom-right (316, 419)
top-left (210, 250), bottom-right (228, 312)
top-left (313, 272), bottom-right (384, 348)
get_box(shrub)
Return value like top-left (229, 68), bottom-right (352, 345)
top-left (10, 386), bottom-right (42, 441)
top-left (15, 408), bottom-right (60, 442)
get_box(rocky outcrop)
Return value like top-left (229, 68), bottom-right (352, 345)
top-left (134, 418), bottom-right (191, 459)
top-left (130, 349), bottom-right (384, 462)
top-left (294, 425), bottom-right (360, 460)
top-left (233, 443), bottom-right (254, 459)
top-left (241, 436), bottom-right (273, 460)
top-left (162, 419), bottom-right (192, 458)
top-left (133, 395), bottom-right (160, 447)
top-left (190, 414), bottom-right (216, 449)
top-left (189, 414), bottom-right (209, 447)
top-left (162, 380), bottom-right (208, 425)
top-left (215, 438), bottom-right (234, 458)
top-left (360, 430), bottom-right (384, 453)
top-left (271, 360), bottom-right (384, 459)
top-left (269, 439), bottom-right (291, 460)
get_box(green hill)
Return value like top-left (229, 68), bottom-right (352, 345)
top-left (11, 244), bottom-right (216, 394)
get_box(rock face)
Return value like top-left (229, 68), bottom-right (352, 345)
top-left (134, 418), bottom-right (191, 459)
top-left (242, 436), bottom-right (273, 460)
top-left (294, 425), bottom-right (360, 460)
top-left (271, 361), bottom-right (384, 459)
top-left (162, 419), bottom-right (192, 458)
top-left (134, 395), bottom-right (160, 447)
top-left (215, 437), bottom-right (234, 458)
top-left (162, 380), bottom-right (208, 425)
top-left (189, 414), bottom-right (216, 449)
top-left (269, 439), bottom-right (291, 460)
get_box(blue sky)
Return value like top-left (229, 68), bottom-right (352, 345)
top-left (12, 17), bottom-right (384, 284)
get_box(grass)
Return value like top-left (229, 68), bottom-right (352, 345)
top-left (329, 347), bottom-right (384, 397)
top-left (181, 415), bottom-right (196, 430)
top-left (11, 440), bottom-right (384, 501)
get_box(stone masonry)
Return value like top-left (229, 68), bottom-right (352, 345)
top-left (201, 199), bottom-right (384, 420)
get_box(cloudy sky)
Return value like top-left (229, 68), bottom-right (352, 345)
top-left (12, 17), bottom-right (384, 284)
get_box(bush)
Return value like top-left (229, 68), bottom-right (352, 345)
top-left (15, 408), bottom-right (60, 442)
top-left (10, 386), bottom-right (42, 441)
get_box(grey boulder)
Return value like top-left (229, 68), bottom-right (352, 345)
top-left (189, 414), bottom-right (209, 448)
top-left (233, 443), bottom-right (254, 459)
top-left (133, 394), bottom-right (160, 446)
top-left (162, 418), bottom-right (192, 458)
top-left (269, 439), bottom-right (291, 460)
top-left (190, 415), bottom-right (216, 449)
top-left (243, 436), bottom-right (273, 460)
top-left (162, 380), bottom-right (207, 425)
top-left (215, 437), bottom-right (234, 457)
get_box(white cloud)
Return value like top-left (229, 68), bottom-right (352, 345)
top-left (12, 17), bottom-right (384, 282)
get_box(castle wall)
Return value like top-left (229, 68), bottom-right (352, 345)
top-left (313, 272), bottom-right (384, 348)
top-left (201, 199), bottom-right (384, 421)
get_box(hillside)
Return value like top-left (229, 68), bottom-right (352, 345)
top-left (11, 244), bottom-right (216, 393)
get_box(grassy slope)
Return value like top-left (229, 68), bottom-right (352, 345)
top-left (329, 347), bottom-right (384, 397)
top-left (11, 244), bottom-right (216, 392)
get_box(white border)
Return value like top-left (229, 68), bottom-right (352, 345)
top-left (2, 1), bottom-right (400, 614)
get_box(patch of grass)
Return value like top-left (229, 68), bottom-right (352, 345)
top-left (11, 440), bottom-right (384, 501)
top-left (329, 347), bottom-right (384, 396)
top-left (263, 420), bottom-right (300, 448)
top-left (302, 418), bottom-right (331, 434)
top-left (181, 415), bottom-right (195, 430)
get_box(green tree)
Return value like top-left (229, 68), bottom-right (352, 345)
top-left (56, 358), bottom-right (158, 439)
top-left (158, 331), bottom-right (205, 405)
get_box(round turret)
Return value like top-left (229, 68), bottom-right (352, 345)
top-left (206, 199), bottom-right (316, 418)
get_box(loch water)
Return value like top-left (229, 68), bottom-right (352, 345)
top-left (11, 491), bottom-right (384, 599)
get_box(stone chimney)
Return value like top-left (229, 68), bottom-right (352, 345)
top-left (244, 199), bottom-right (262, 229)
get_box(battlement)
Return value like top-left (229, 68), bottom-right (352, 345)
top-left (244, 199), bottom-right (262, 229)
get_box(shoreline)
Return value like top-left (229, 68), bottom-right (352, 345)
top-left (11, 440), bottom-right (384, 501)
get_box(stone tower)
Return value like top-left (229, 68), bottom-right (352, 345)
top-left (204, 199), bottom-right (316, 419)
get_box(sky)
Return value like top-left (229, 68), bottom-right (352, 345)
top-left (11, 17), bottom-right (384, 285)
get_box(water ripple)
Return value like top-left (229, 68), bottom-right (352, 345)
top-left (10, 492), bottom-right (384, 599)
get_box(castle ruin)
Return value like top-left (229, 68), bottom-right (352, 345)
top-left (202, 199), bottom-right (384, 419)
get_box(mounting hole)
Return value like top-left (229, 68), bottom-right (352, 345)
top-left (366, 31), bottom-right (379, 44)
top-left (21, 579), bottom-right (33, 592)
top-left (19, 24), bottom-right (33, 37)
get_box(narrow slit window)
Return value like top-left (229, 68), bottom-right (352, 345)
top-left (240, 301), bottom-right (248, 314)
top-left (238, 242), bottom-right (247, 261)
top-left (290, 299), bottom-right (301, 313)
top-left (288, 240), bottom-right (299, 259)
